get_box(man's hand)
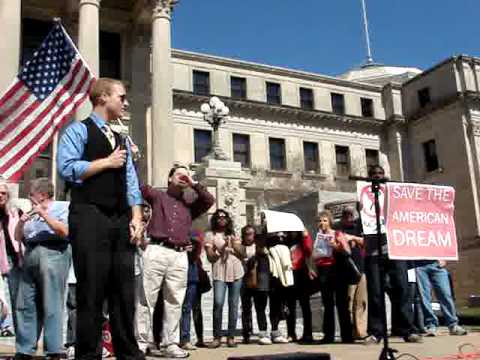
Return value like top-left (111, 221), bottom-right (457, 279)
top-left (107, 147), bottom-right (127, 169)
top-left (19, 213), bottom-right (30, 224)
top-left (178, 174), bottom-right (196, 188)
top-left (30, 198), bottom-right (48, 218)
top-left (129, 218), bottom-right (144, 245)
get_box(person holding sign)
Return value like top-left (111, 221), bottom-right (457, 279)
top-left (311, 210), bottom-right (353, 344)
top-left (362, 165), bottom-right (422, 345)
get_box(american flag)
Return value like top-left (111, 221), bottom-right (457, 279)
top-left (0, 21), bottom-right (94, 181)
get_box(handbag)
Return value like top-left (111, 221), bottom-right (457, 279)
top-left (344, 256), bottom-right (362, 285)
top-left (197, 265), bottom-right (212, 294)
top-left (245, 257), bottom-right (258, 289)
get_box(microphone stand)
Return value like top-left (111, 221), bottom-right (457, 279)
top-left (350, 175), bottom-right (397, 360)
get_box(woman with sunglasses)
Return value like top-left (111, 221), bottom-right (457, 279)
top-left (204, 209), bottom-right (244, 348)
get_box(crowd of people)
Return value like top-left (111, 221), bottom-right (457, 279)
top-left (0, 78), bottom-right (469, 360)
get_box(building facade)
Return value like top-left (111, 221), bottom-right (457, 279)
top-left (1, 1), bottom-right (479, 304)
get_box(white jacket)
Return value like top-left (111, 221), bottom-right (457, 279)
top-left (268, 244), bottom-right (294, 287)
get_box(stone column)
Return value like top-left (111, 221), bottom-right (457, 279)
top-left (0, 1), bottom-right (21, 94)
top-left (150, 0), bottom-right (178, 188)
top-left (382, 83), bottom-right (407, 181)
top-left (0, 1), bottom-right (21, 196)
top-left (77, 0), bottom-right (101, 119)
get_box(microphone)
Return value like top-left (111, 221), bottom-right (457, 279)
top-left (349, 175), bottom-right (388, 183)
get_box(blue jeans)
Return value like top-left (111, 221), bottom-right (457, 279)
top-left (180, 282), bottom-right (198, 343)
top-left (213, 279), bottom-right (242, 338)
top-left (15, 244), bottom-right (71, 355)
top-left (416, 261), bottom-right (458, 329)
top-left (1, 256), bottom-right (21, 332)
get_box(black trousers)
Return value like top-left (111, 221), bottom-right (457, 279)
top-left (192, 290), bottom-right (204, 342)
top-left (241, 285), bottom-right (269, 337)
top-left (269, 278), bottom-right (288, 332)
top-left (318, 265), bottom-right (353, 342)
top-left (69, 204), bottom-right (143, 360)
top-left (365, 256), bottom-right (414, 339)
top-left (286, 269), bottom-right (313, 340)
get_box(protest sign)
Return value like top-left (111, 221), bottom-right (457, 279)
top-left (357, 181), bottom-right (386, 235)
top-left (385, 183), bottom-right (458, 260)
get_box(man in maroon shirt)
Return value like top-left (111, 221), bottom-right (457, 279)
top-left (136, 165), bottom-right (214, 358)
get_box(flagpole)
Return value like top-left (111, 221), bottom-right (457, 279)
top-left (360, 0), bottom-right (374, 65)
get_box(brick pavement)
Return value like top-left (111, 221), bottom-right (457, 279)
top-left (0, 329), bottom-right (478, 360)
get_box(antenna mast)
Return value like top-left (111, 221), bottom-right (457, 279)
top-left (361, 0), bottom-right (374, 65)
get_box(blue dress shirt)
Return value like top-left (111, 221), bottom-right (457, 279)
top-left (23, 201), bottom-right (69, 244)
top-left (56, 112), bottom-right (142, 207)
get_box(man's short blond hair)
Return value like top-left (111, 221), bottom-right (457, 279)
top-left (89, 78), bottom-right (124, 106)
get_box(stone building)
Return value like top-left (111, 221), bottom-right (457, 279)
top-left (1, 1), bottom-right (479, 307)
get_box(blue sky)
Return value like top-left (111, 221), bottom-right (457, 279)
top-left (172, 0), bottom-right (480, 76)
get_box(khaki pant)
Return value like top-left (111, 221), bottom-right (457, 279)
top-left (136, 244), bottom-right (188, 350)
top-left (347, 273), bottom-right (368, 339)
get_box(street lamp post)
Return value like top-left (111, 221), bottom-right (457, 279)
top-left (200, 96), bottom-right (230, 161)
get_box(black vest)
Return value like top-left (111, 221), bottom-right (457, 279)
top-left (70, 118), bottom-right (129, 213)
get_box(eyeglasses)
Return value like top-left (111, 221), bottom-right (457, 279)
top-left (218, 214), bottom-right (228, 219)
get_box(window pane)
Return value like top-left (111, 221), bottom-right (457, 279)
top-left (193, 71), bottom-right (210, 95)
top-left (194, 129), bottom-right (212, 163)
top-left (335, 145), bottom-right (350, 176)
top-left (303, 142), bottom-right (319, 172)
top-left (361, 98), bottom-right (374, 118)
top-left (300, 88), bottom-right (314, 110)
top-left (233, 133), bottom-right (250, 168)
top-left (423, 139), bottom-right (439, 172)
top-left (100, 31), bottom-right (121, 79)
top-left (266, 82), bottom-right (281, 105)
top-left (231, 77), bottom-right (247, 99)
top-left (21, 18), bottom-right (51, 66)
top-left (269, 138), bottom-right (286, 170)
top-left (331, 93), bottom-right (345, 115)
top-left (418, 87), bottom-right (431, 108)
top-left (366, 149), bottom-right (379, 173)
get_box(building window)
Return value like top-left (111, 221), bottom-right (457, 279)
top-left (335, 145), bottom-right (350, 177)
top-left (233, 133), bottom-right (251, 168)
top-left (303, 142), bottom-right (319, 173)
top-left (366, 149), bottom-right (379, 173)
top-left (100, 31), bottom-right (122, 78)
top-left (193, 70), bottom-right (210, 95)
top-left (193, 129), bottom-right (212, 163)
top-left (231, 76), bottom-right (247, 99)
top-left (418, 87), bottom-right (431, 108)
top-left (300, 87), bottom-right (314, 110)
top-left (266, 82), bottom-right (281, 105)
top-left (361, 98), bottom-right (374, 118)
top-left (331, 93), bottom-right (345, 115)
top-left (423, 139), bottom-right (439, 172)
top-left (269, 138), bottom-right (286, 171)
top-left (21, 18), bottom-right (51, 66)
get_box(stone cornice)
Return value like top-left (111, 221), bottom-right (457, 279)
top-left (173, 90), bottom-right (385, 129)
top-left (407, 90), bottom-right (480, 123)
top-left (172, 50), bottom-right (383, 93)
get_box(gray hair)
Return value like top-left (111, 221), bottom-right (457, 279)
top-left (30, 178), bottom-right (54, 199)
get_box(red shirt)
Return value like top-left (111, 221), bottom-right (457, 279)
top-left (141, 184), bottom-right (215, 247)
top-left (291, 232), bottom-right (313, 271)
